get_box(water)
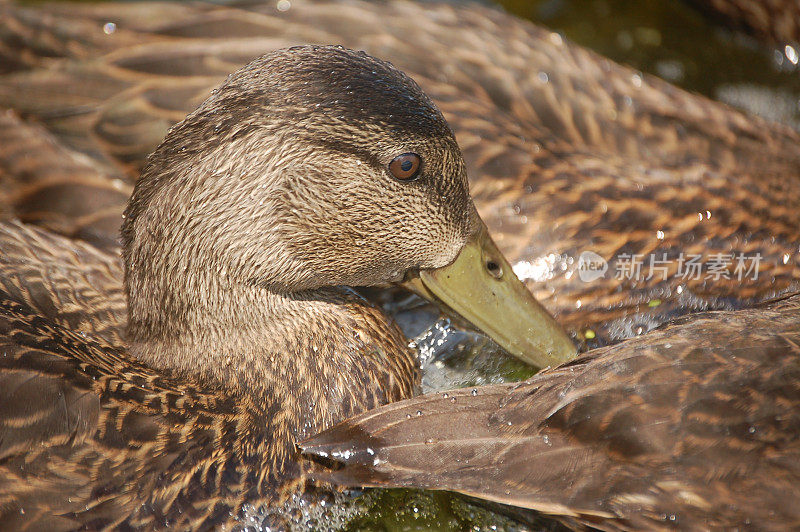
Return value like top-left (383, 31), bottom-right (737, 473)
top-left (497, 0), bottom-right (800, 129)
top-left (411, 318), bottom-right (536, 393)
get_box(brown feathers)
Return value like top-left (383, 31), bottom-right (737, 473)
top-left (0, 220), bottom-right (126, 346)
top-left (0, 217), bottom-right (418, 529)
top-left (302, 294), bottom-right (800, 531)
top-left (0, 0), bottom-right (799, 345)
top-left (0, 1), bottom-right (799, 530)
top-left (0, 43), bottom-right (494, 527)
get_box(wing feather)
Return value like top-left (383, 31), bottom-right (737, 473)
top-left (303, 295), bottom-right (800, 531)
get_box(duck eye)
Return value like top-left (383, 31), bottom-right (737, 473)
top-left (388, 153), bottom-right (421, 181)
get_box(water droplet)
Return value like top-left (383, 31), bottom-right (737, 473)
top-left (102, 22), bottom-right (116, 35)
top-left (276, 0), bottom-right (291, 12)
top-left (785, 44), bottom-right (799, 65)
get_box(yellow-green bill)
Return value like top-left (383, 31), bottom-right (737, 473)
top-left (402, 219), bottom-right (576, 369)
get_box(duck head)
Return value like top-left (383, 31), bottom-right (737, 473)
top-left (121, 46), bottom-right (574, 387)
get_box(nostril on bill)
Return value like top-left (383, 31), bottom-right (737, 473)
top-left (486, 260), bottom-right (503, 279)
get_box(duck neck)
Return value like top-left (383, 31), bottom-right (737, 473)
top-left (126, 278), bottom-right (417, 439)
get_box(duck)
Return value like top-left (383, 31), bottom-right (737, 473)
top-left (0, 1), bottom-right (797, 530)
top-left (0, 45), bottom-right (576, 529)
top-left (0, 0), bottom-right (798, 347)
top-left (301, 291), bottom-right (800, 531)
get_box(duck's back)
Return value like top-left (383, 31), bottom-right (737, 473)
top-left (302, 294), bottom-right (800, 530)
top-left (0, 221), bottom-right (126, 346)
top-left (0, 297), bottom-right (242, 530)
top-left (0, 296), bottom-right (234, 529)
top-left (1, 0), bottom-right (799, 342)
top-left (0, 222), bottom-right (294, 530)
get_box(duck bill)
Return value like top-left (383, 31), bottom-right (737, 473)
top-left (401, 219), bottom-right (576, 369)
